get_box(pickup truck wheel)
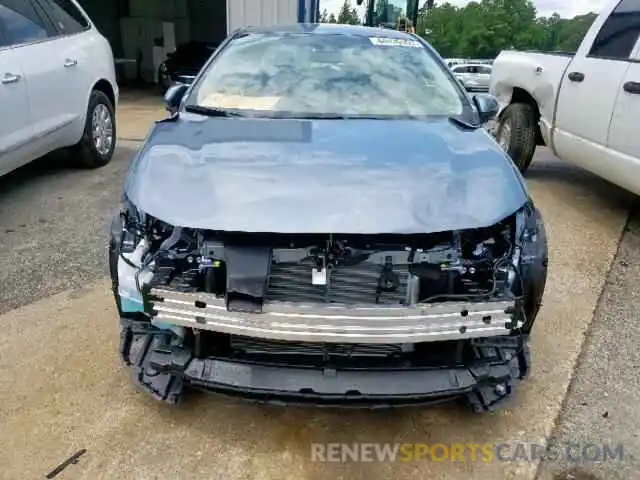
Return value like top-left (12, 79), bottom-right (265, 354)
top-left (72, 90), bottom-right (116, 169)
top-left (496, 103), bottom-right (536, 174)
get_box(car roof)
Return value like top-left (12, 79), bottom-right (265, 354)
top-left (237, 23), bottom-right (420, 40)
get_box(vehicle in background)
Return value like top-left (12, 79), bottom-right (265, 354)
top-left (158, 41), bottom-right (220, 91)
top-left (451, 63), bottom-right (493, 91)
top-left (490, 0), bottom-right (640, 195)
top-left (112, 24), bottom-right (547, 412)
top-left (0, 0), bottom-right (118, 177)
top-left (445, 58), bottom-right (471, 68)
top-left (471, 58), bottom-right (494, 65)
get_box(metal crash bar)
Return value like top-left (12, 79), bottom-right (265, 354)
top-left (149, 289), bottom-right (518, 344)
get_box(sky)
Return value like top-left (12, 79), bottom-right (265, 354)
top-left (321, 0), bottom-right (607, 19)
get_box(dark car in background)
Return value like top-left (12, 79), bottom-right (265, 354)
top-left (158, 41), bottom-right (219, 91)
top-left (112, 24), bottom-right (548, 412)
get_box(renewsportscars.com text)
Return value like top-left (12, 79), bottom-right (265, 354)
top-left (310, 442), bottom-right (625, 463)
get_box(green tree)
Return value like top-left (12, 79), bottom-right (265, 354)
top-left (555, 13), bottom-right (598, 51)
top-left (419, 0), bottom-right (597, 58)
top-left (337, 0), bottom-right (361, 24)
top-left (328, 12), bottom-right (337, 23)
top-left (320, 8), bottom-right (329, 22)
top-left (351, 7), bottom-right (361, 23)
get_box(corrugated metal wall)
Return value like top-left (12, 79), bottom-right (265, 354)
top-left (226, 0), bottom-right (299, 32)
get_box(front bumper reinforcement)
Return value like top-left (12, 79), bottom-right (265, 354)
top-left (149, 288), bottom-right (519, 344)
top-left (120, 318), bottom-right (530, 412)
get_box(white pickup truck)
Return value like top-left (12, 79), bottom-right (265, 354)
top-left (490, 0), bottom-right (640, 195)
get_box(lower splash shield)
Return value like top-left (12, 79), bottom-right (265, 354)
top-left (120, 317), bottom-right (530, 412)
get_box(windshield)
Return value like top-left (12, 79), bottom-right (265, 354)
top-left (185, 32), bottom-right (466, 119)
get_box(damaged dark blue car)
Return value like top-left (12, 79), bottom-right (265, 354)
top-left (109, 24), bottom-right (548, 412)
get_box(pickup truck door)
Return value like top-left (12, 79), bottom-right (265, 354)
top-left (555, 0), bottom-right (640, 194)
top-left (553, 0), bottom-right (640, 163)
top-left (605, 2), bottom-right (640, 193)
top-left (554, 58), bottom-right (629, 155)
top-left (608, 57), bottom-right (640, 160)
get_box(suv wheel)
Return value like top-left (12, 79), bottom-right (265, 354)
top-left (73, 90), bottom-right (116, 169)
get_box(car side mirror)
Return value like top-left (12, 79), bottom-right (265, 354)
top-left (473, 93), bottom-right (499, 123)
top-left (164, 82), bottom-right (189, 115)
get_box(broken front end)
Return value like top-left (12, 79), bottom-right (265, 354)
top-left (109, 201), bottom-right (547, 412)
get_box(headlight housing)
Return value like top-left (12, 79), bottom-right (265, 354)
top-left (515, 205), bottom-right (549, 332)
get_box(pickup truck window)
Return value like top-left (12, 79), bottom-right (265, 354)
top-left (588, 0), bottom-right (640, 60)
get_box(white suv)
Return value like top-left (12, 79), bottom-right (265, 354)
top-left (0, 0), bottom-right (118, 177)
top-left (451, 63), bottom-right (492, 92)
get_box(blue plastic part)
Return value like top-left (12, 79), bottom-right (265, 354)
top-left (120, 297), bottom-right (144, 313)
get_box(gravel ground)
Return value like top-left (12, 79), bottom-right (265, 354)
top-left (0, 144), bottom-right (136, 315)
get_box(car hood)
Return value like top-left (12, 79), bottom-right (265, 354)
top-left (124, 114), bottom-right (529, 234)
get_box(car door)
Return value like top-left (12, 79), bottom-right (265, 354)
top-left (608, 60), bottom-right (640, 161)
top-left (39, 0), bottom-right (94, 118)
top-left (0, 0), bottom-right (51, 176)
top-left (553, 0), bottom-right (637, 165)
top-left (466, 65), bottom-right (484, 90)
top-left (0, 46), bottom-right (29, 177)
top-left (605, 0), bottom-right (640, 182)
top-left (17, 0), bottom-right (90, 152)
top-left (477, 65), bottom-right (492, 90)
top-left (451, 65), bottom-right (468, 87)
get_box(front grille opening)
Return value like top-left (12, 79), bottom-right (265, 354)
top-left (266, 261), bottom-right (409, 305)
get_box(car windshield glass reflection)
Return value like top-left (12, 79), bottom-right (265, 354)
top-left (187, 32), bottom-right (466, 119)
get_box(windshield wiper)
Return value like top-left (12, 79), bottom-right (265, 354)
top-left (184, 105), bottom-right (246, 117)
top-left (448, 116), bottom-right (481, 130)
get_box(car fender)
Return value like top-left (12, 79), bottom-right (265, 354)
top-left (74, 32), bottom-right (119, 141)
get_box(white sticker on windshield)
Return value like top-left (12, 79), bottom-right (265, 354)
top-left (369, 37), bottom-right (422, 48)
top-left (200, 93), bottom-right (280, 110)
